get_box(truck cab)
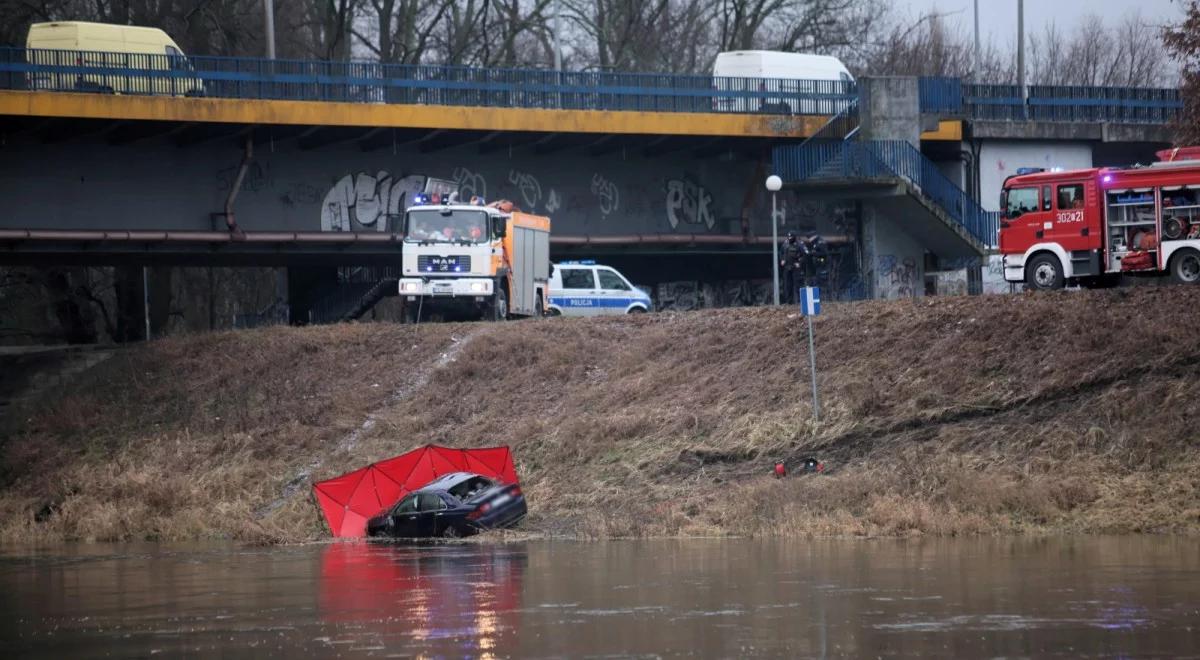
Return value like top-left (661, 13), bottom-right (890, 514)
top-left (398, 195), bottom-right (550, 322)
top-left (999, 167), bottom-right (1105, 289)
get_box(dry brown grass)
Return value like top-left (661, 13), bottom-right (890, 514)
top-left (4, 286), bottom-right (1200, 544)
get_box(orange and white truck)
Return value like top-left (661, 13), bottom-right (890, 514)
top-left (398, 195), bottom-right (550, 321)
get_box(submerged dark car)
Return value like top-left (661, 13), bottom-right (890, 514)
top-left (366, 472), bottom-right (526, 539)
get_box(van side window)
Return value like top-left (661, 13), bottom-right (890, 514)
top-left (1057, 184), bottom-right (1085, 209)
top-left (560, 268), bottom-right (595, 289)
top-left (165, 45), bottom-right (182, 69)
top-left (1005, 188), bottom-right (1039, 218)
top-left (598, 270), bottom-right (630, 291)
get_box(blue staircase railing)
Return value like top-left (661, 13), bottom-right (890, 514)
top-left (773, 139), bottom-right (1000, 247)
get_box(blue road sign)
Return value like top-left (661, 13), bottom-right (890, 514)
top-left (799, 286), bottom-right (821, 316)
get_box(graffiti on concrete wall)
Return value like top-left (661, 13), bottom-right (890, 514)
top-left (508, 169), bottom-right (542, 209)
top-left (591, 174), bottom-right (620, 217)
top-left (706, 280), bottom-right (771, 308)
top-left (933, 272), bottom-right (968, 296)
top-left (655, 281), bottom-right (701, 311)
top-left (653, 280), bottom-right (773, 311)
top-left (877, 254), bottom-right (918, 299)
top-left (452, 166), bottom-right (488, 201)
top-left (216, 162), bottom-right (273, 193)
top-left (665, 175), bottom-right (715, 231)
top-left (321, 171), bottom-right (426, 232)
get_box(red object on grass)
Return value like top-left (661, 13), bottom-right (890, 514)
top-left (312, 444), bottom-right (519, 538)
top-left (774, 462), bottom-right (787, 477)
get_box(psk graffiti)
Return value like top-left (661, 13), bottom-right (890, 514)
top-left (665, 176), bottom-right (715, 231)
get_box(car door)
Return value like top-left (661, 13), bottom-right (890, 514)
top-left (555, 267), bottom-right (600, 317)
top-left (1001, 185), bottom-right (1046, 253)
top-left (390, 494), bottom-right (420, 536)
top-left (595, 268), bottom-right (636, 315)
top-left (415, 493), bottom-right (446, 537)
top-left (1047, 181), bottom-right (1099, 253)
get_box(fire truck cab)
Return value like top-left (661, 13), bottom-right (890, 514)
top-left (999, 149), bottom-right (1200, 290)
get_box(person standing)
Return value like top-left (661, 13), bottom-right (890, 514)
top-left (802, 232), bottom-right (829, 288)
top-left (780, 232), bottom-right (804, 304)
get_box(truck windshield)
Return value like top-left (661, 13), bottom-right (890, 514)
top-left (405, 209), bottom-right (489, 244)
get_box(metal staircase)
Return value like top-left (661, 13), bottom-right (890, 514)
top-left (773, 105), bottom-right (997, 250)
top-left (306, 266), bottom-right (401, 324)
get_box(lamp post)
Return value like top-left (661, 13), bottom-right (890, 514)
top-left (263, 0), bottom-right (275, 59)
top-left (766, 175), bottom-right (783, 305)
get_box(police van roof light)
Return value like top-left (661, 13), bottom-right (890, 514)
top-left (560, 260), bottom-right (596, 265)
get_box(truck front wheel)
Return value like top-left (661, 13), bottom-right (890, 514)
top-left (489, 287), bottom-right (509, 322)
top-left (1170, 248), bottom-right (1200, 284)
top-left (1026, 254), bottom-right (1065, 291)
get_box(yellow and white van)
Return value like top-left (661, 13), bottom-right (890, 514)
top-left (26, 21), bottom-right (204, 96)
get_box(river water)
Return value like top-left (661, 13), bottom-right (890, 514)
top-left (1, 537), bottom-right (1197, 658)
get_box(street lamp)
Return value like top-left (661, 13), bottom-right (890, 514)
top-left (765, 175), bottom-right (783, 305)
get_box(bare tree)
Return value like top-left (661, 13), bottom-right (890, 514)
top-left (1028, 11), bottom-right (1168, 87)
top-left (1164, 0), bottom-right (1200, 145)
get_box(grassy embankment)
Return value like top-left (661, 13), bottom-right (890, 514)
top-left (2, 287), bottom-right (1198, 543)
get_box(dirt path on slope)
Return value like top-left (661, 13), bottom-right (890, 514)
top-left (255, 328), bottom-right (484, 518)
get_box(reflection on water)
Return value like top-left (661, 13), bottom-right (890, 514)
top-left (319, 543), bottom-right (524, 655)
top-left (1, 536), bottom-right (1198, 658)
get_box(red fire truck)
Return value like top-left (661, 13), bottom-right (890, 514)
top-left (999, 148), bottom-right (1200, 290)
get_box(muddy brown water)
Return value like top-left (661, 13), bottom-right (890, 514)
top-left (1, 537), bottom-right (1197, 658)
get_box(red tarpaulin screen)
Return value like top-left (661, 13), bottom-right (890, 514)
top-left (312, 444), bottom-right (519, 538)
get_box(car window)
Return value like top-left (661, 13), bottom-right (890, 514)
top-left (417, 493), bottom-right (446, 512)
top-left (448, 476), bottom-right (493, 501)
top-left (597, 269), bottom-right (630, 291)
top-left (392, 494), bottom-right (418, 514)
top-left (560, 268), bottom-right (595, 289)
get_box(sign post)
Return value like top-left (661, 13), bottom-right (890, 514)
top-left (799, 286), bottom-right (821, 421)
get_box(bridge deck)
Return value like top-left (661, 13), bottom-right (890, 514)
top-left (0, 90), bottom-right (833, 139)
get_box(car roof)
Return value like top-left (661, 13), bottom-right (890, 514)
top-left (414, 471), bottom-right (485, 493)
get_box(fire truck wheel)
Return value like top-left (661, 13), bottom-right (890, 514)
top-left (1170, 248), bottom-right (1200, 284)
top-left (1026, 253), bottom-right (1065, 290)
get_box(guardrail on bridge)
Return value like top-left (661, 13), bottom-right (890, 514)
top-left (0, 48), bottom-right (1181, 127)
top-left (0, 47), bottom-right (857, 116)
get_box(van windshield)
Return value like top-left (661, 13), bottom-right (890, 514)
top-left (405, 209), bottom-right (488, 244)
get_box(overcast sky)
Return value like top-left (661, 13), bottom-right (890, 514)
top-left (900, 0), bottom-right (1183, 45)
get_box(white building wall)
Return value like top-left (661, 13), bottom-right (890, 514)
top-left (978, 141), bottom-right (1094, 212)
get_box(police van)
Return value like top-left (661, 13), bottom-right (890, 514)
top-left (547, 261), bottom-right (652, 316)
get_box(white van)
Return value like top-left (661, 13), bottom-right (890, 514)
top-left (712, 50), bottom-right (854, 115)
top-left (26, 21), bottom-right (204, 96)
top-left (547, 261), bottom-right (652, 317)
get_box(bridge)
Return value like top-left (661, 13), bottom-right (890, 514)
top-left (0, 48), bottom-right (1184, 321)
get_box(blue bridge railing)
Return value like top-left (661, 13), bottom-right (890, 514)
top-left (0, 48), bottom-right (1180, 125)
top-left (961, 82), bottom-right (1181, 124)
top-left (773, 139), bottom-right (999, 247)
top-left (918, 77), bottom-right (963, 115)
top-left (0, 47), bottom-right (857, 116)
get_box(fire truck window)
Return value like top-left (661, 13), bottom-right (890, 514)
top-left (1006, 188), bottom-right (1039, 218)
top-left (1042, 186), bottom-right (1052, 211)
top-left (1057, 185), bottom-right (1084, 209)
